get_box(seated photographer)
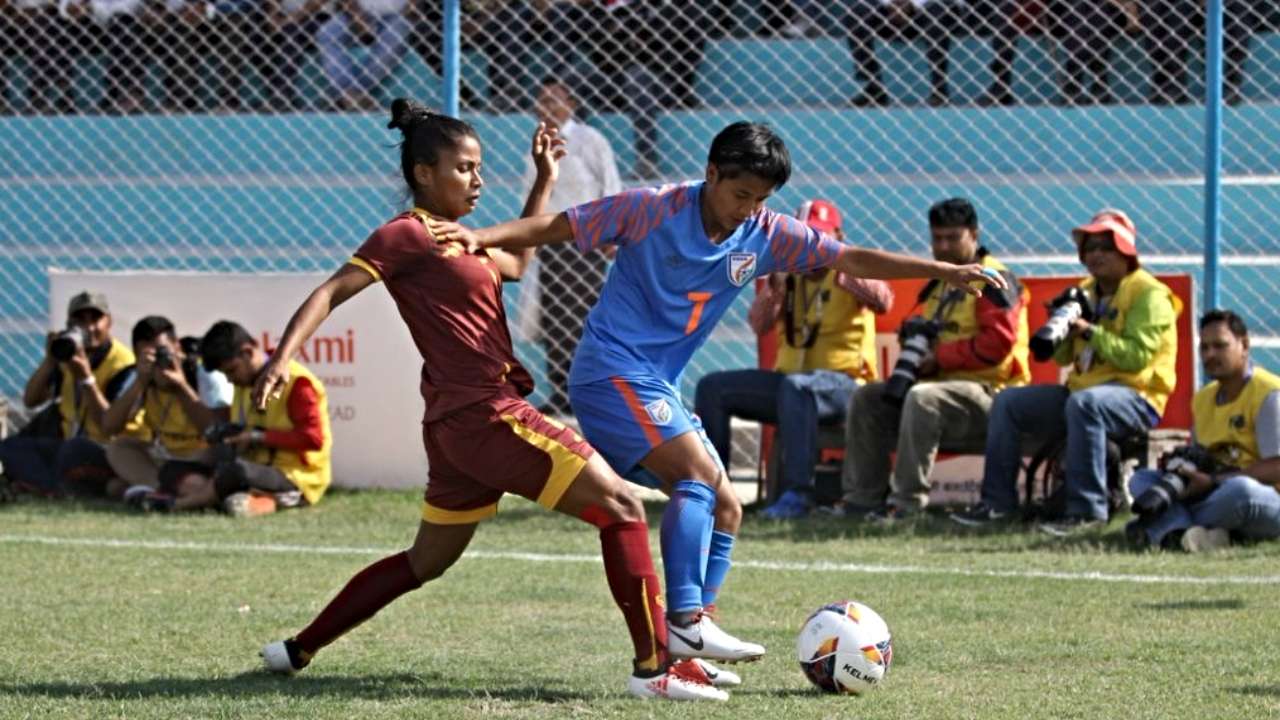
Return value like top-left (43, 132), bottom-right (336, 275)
top-left (104, 316), bottom-right (230, 500)
top-left (1127, 310), bottom-right (1280, 552)
top-left (953, 209), bottom-right (1181, 535)
top-left (137, 321), bottom-right (332, 516)
top-left (841, 198), bottom-right (1030, 521)
top-left (0, 291), bottom-right (144, 497)
top-left (693, 200), bottom-right (894, 520)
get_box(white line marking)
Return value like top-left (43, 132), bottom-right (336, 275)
top-left (2, 533), bottom-right (1277, 587)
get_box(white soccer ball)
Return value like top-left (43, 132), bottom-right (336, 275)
top-left (796, 600), bottom-right (893, 694)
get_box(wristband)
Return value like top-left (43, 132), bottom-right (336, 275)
top-left (250, 429), bottom-right (266, 444)
top-left (79, 375), bottom-right (97, 388)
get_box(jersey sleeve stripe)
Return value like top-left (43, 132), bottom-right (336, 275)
top-left (609, 377), bottom-right (665, 449)
top-left (348, 255), bottom-right (383, 282)
top-left (499, 414), bottom-right (589, 511)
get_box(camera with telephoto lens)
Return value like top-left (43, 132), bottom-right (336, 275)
top-left (1131, 445), bottom-right (1224, 519)
top-left (883, 316), bottom-right (940, 407)
top-left (153, 345), bottom-right (175, 370)
top-left (50, 326), bottom-right (87, 362)
top-left (203, 422), bottom-right (246, 445)
top-left (1029, 286), bottom-right (1095, 362)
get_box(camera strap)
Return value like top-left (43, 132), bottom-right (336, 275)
top-left (783, 274), bottom-right (824, 349)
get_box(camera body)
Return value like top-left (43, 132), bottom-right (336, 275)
top-left (1029, 286), bottom-right (1095, 362)
top-left (50, 326), bottom-right (87, 362)
top-left (204, 421), bottom-right (246, 445)
top-left (1131, 445), bottom-right (1223, 519)
top-left (883, 316), bottom-right (940, 407)
top-left (153, 345), bottom-right (176, 370)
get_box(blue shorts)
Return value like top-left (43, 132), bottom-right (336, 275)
top-left (569, 375), bottom-right (723, 489)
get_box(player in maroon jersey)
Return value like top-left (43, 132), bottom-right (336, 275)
top-left (252, 98), bottom-right (729, 701)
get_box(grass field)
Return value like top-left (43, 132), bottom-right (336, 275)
top-left (3, 488), bottom-right (1280, 719)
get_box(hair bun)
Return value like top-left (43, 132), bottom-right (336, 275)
top-left (387, 97), bottom-right (430, 131)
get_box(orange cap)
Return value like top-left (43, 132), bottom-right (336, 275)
top-left (1073, 208), bottom-right (1137, 260)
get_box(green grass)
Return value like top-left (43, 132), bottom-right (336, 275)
top-left (2, 489), bottom-right (1280, 719)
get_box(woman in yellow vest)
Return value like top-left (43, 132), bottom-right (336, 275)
top-left (0, 291), bottom-right (142, 497)
top-left (134, 321), bottom-right (332, 517)
top-left (692, 200), bottom-right (894, 519)
top-left (956, 209), bottom-right (1181, 535)
top-left (1127, 310), bottom-right (1280, 552)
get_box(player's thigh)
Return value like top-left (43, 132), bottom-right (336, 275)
top-left (552, 452), bottom-right (644, 526)
top-left (638, 430), bottom-right (726, 490)
top-left (407, 519), bottom-right (479, 582)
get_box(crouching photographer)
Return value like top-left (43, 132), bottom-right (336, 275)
top-left (105, 316), bottom-right (231, 500)
top-left (1126, 310), bottom-right (1280, 552)
top-left (841, 198), bottom-right (1030, 520)
top-left (954, 210), bottom-right (1181, 535)
top-left (134, 321), bottom-right (333, 517)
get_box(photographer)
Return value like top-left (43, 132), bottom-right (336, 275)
top-left (841, 199), bottom-right (1030, 520)
top-left (0, 291), bottom-right (143, 496)
top-left (1126, 311), bottom-right (1280, 552)
top-left (693, 200), bottom-right (893, 520)
top-left (104, 316), bottom-right (229, 500)
top-left (137, 321), bottom-right (332, 516)
top-left (954, 209), bottom-right (1181, 535)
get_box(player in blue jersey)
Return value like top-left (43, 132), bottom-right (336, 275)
top-left (428, 122), bottom-right (1004, 668)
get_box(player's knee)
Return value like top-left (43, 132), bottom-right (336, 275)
top-left (714, 480), bottom-right (742, 532)
top-left (407, 550), bottom-right (452, 585)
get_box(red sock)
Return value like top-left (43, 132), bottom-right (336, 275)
top-left (295, 551), bottom-right (423, 656)
top-left (600, 521), bottom-right (669, 674)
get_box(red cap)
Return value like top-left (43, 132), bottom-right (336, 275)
top-left (1073, 208), bottom-right (1138, 259)
top-left (795, 199), bottom-right (841, 234)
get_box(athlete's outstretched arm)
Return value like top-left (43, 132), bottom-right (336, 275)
top-left (252, 264), bottom-right (375, 409)
top-left (831, 245), bottom-right (1006, 297)
top-left (427, 210), bottom-right (574, 252)
top-left (488, 122), bottom-right (567, 281)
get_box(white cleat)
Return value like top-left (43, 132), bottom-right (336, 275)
top-left (692, 658), bottom-right (742, 687)
top-left (628, 659), bottom-right (730, 701)
top-left (260, 640), bottom-right (304, 675)
top-left (667, 613), bottom-right (766, 663)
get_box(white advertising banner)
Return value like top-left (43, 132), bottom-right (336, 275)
top-left (50, 271), bottom-right (427, 489)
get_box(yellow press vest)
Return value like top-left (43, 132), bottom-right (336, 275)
top-left (920, 253), bottom-right (1030, 391)
top-left (59, 338), bottom-right (147, 441)
top-left (774, 271), bottom-right (878, 383)
top-left (1192, 366), bottom-right (1280, 470)
top-left (232, 360), bottom-right (332, 505)
top-left (141, 386), bottom-right (206, 454)
top-left (1066, 269), bottom-right (1181, 416)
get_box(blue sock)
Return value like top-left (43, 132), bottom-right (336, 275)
top-left (701, 530), bottom-right (735, 608)
top-left (660, 479), bottom-right (716, 615)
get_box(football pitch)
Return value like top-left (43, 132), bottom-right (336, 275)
top-left (2, 489), bottom-right (1279, 719)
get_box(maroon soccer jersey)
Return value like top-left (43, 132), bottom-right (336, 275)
top-left (352, 211), bottom-right (534, 422)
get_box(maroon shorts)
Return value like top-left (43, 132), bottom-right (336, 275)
top-left (421, 392), bottom-right (594, 524)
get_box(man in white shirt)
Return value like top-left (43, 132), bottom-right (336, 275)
top-left (520, 76), bottom-right (622, 414)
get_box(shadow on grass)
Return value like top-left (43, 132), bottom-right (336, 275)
top-left (0, 671), bottom-right (589, 703)
top-left (1136, 598), bottom-right (1245, 611)
top-left (1230, 684), bottom-right (1280, 698)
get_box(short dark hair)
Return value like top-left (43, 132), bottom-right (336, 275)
top-left (200, 320), bottom-right (255, 372)
top-left (131, 315), bottom-right (175, 347)
top-left (386, 97), bottom-right (479, 195)
top-left (929, 198), bottom-right (978, 229)
top-left (1200, 309), bottom-right (1249, 339)
top-left (707, 122), bottom-right (791, 188)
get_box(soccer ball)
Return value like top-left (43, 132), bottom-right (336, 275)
top-left (796, 600), bottom-right (893, 694)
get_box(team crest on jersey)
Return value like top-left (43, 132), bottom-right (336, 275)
top-left (727, 252), bottom-right (758, 287)
top-left (644, 399), bottom-right (673, 425)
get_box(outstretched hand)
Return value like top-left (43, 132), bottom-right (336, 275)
top-left (251, 357), bottom-right (290, 411)
top-left (531, 121), bottom-right (567, 184)
top-left (944, 264), bottom-right (1007, 297)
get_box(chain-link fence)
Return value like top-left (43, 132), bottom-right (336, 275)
top-left (2, 0), bottom-right (1280, 463)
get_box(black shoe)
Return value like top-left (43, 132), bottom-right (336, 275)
top-left (949, 502), bottom-right (1010, 527)
top-left (864, 503), bottom-right (918, 524)
top-left (1124, 518), bottom-right (1151, 549)
top-left (1038, 515), bottom-right (1104, 537)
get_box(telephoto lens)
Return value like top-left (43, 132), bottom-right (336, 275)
top-left (1029, 287), bottom-right (1093, 361)
top-left (883, 317), bottom-right (938, 406)
top-left (50, 327), bottom-right (87, 362)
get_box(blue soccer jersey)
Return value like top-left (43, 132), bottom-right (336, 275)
top-left (565, 182), bottom-right (844, 388)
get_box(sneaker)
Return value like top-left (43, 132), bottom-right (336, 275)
top-left (1180, 526), bottom-right (1230, 553)
top-left (261, 639), bottom-right (309, 675)
top-left (132, 490), bottom-right (174, 513)
top-left (864, 504), bottom-right (918, 524)
top-left (1124, 518), bottom-right (1152, 549)
top-left (691, 658), bottom-right (741, 687)
top-left (949, 503), bottom-right (1010, 528)
top-left (627, 659), bottom-right (729, 701)
top-left (224, 492), bottom-right (278, 518)
top-left (1038, 516), bottom-right (1104, 538)
top-left (760, 489), bottom-right (812, 520)
top-left (667, 613), bottom-right (766, 663)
